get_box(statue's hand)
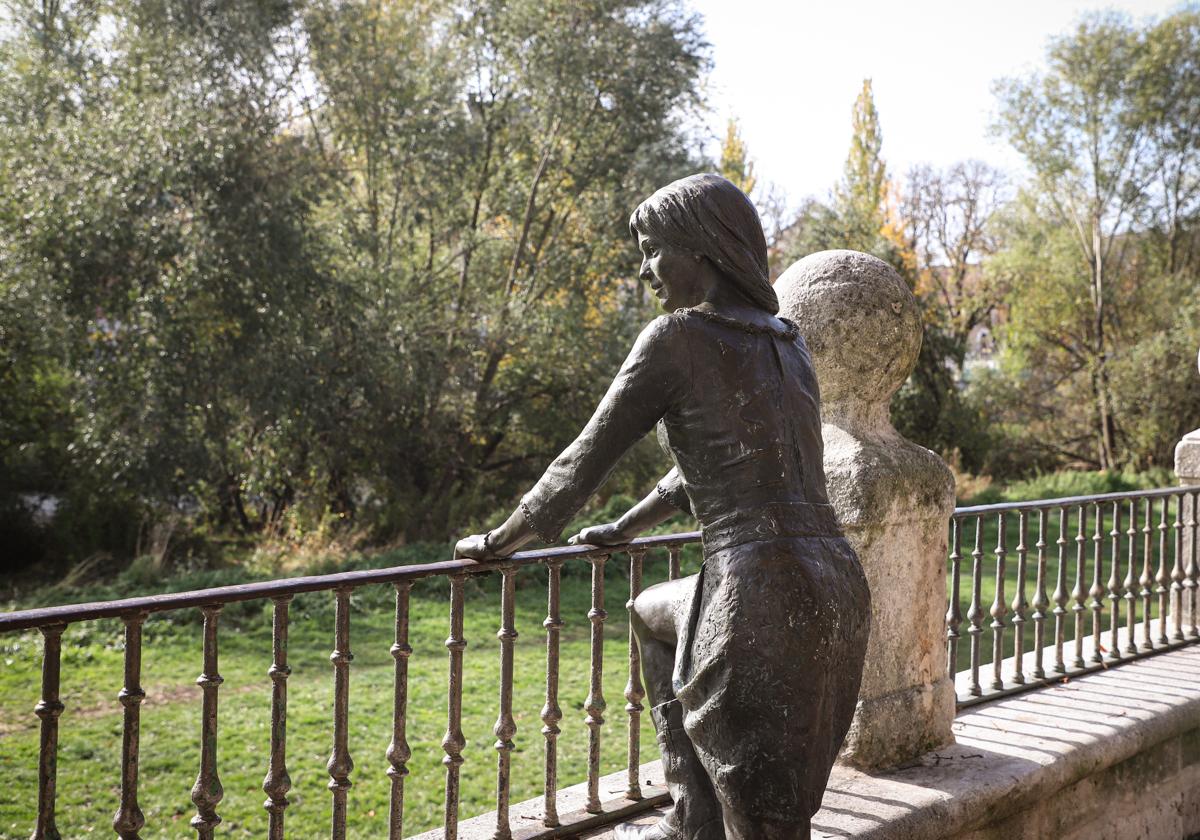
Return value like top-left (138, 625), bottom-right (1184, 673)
top-left (454, 533), bottom-right (500, 561)
top-left (568, 522), bottom-right (633, 547)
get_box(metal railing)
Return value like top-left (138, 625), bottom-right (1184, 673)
top-left (0, 531), bottom-right (695, 840)
top-left (5, 485), bottom-right (1200, 838)
top-left (946, 486), bottom-right (1200, 707)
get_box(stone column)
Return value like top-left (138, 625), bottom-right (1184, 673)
top-left (1174, 348), bottom-right (1200, 629)
top-left (776, 249), bottom-right (956, 770)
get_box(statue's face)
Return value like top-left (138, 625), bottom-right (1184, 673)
top-left (637, 232), bottom-right (703, 311)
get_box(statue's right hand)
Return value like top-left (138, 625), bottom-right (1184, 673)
top-left (454, 533), bottom-right (498, 561)
top-left (567, 522), bottom-right (632, 547)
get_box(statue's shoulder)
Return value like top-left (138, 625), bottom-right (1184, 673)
top-left (637, 313), bottom-right (689, 345)
top-left (674, 307), bottom-right (801, 342)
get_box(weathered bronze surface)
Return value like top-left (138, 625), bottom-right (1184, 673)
top-left (455, 174), bottom-right (872, 838)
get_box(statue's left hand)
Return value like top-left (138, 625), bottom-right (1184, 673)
top-left (454, 533), bottom-right (500, 561)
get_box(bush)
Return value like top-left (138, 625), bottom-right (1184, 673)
top-left (962, 468), bottom-right (1176, 506)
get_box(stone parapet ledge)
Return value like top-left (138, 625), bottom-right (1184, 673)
top-left (580, 644), bottom-right (1200, 840)
top-left (811, 644), bottom-right (1200, 839)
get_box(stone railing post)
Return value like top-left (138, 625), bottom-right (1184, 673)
top-left (776, 249), bottom-right (956, 770)
top-left (1174, 348), bottom-right (1200, 631)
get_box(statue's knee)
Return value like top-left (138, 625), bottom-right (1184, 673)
top-left (632, 582), bottom-right (678, 642)
top-left (630, 589), bottom-right (655, 639)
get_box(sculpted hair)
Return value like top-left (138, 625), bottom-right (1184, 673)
top-left (629, 173), bottom-right (778, 314)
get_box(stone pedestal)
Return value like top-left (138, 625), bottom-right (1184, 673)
top-left (776, 249), bottom-right (956, 770)
top-left (1174, 347), bottom-right (1200, 628)
top-left (1177, 430), bottom-right (1200, 484)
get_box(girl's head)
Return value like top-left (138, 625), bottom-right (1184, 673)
top-left (629, 173), bottom-right (777, 314)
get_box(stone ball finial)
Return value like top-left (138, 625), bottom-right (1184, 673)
top-left (775, 250), bottom-right (921, 431)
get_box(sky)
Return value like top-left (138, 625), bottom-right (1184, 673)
top-left (690, 0), bottom-right (1185, 206)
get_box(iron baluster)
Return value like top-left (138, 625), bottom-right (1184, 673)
top-left (667, 547), bottom-right (681, 581)
top-left (946, 516), bottom-right (964, 680)
top-left (1123, 500), bottom-right (1138, 655)
top-left (585, 554), bottom-right (609, 813)
top-left (493, 568), bottom-right (519, 840)
top-left (1106, 501), bottom-right (1122, 660)
top-left (1172, 493), bottom-right (1186, 641)
top-left (541, 559), bottom-right (565, 828)
top-left (31, 623), bottom-right (66, 840)
top-left (113, 612), bottom-right (148, 839)
top-left (191, 605), bottom-right (224, 840)
top-left (1089, 502), bottom-right (1104, 663)
top-left (1142, 498), bottom-right (1155, 650)
top-left (1010, 512), bottom-right (1028, 684)
top-left (1072, 504), bottom-right (1088, 669)
top-left (442, 574), bottom-right (468, 840)
top-left (625, 550), bottom-right (646, 801)
top-left (1052, 507), bottom-right (1069, 674)
top-left (388, 582), bottom-right (414, 840)
top-left (990, 512), bottom-right (1008, 690)
top-left (1157, 496), bottom-right (1171, 645)
top-left (1188, 491), bottom-right (1199, 638)
top-left (264, 595), bottom-right (292, 840)
top-left (966, 516), bottom-right (985, 696)
top-left (328, 587), bottom-right (354, 840)
top-left (1030, 509), bottom-right (1049, 680)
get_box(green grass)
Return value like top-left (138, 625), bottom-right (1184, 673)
top-left (0, 547), bottom-right (704, 839)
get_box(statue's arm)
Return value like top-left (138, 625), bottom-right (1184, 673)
top-left (567, 479), bottom-right (682, 546)
top-left (456, 317), bottom-right (687, 559)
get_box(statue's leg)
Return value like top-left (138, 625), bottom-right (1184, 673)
top-left (628, 578), bottom-right (681, 706)
top-left (720, 808), bottom-right (809, 840)
top-left (616, 577), bottom-right (725, 840)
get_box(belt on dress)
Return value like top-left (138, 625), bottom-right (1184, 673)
top-left (699, 500), bottom-right (842, 553)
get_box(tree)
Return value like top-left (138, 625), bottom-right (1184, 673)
top-left (719, 118), bottom-right (756, 195)
top-left (993, 12), bottom-right (1152, 470)
top-left (903, 161), bottom-right (1007, 364)
top-left (303, 0), bottom-right (709, 538)
top-left (835, 79), bottom-right (887, 253)
top-left (1137, 8), bottom-right (1200, 278)
top-left (0, 0), bottom-right (712, 572)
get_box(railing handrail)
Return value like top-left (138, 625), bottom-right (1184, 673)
top-left (0, 530), bottom-right (701, 634)
top-left (953, 484), bottom-right (1200, 516)
top-left (8, 483), bottom-right (1198, 634)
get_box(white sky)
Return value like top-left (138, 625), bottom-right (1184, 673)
top-left (690, 0), bottom-right (1185, 206)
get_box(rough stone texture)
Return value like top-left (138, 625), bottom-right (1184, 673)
top-left (579, 644), bottom-right (1200, 840)
top-left (1177, 429), bottom-right (1200, 482)
top-left (1176, 336), bottom-right (1200, 477)
top-left (775, 249), bottom-right (957, 770)
top-left (1176, 347), bottom-right (1200, 626)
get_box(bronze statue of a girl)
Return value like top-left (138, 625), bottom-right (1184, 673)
top-left (456, 173), bottom-right (871, 840)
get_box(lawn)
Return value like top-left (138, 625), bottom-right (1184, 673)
top-left (0, 548), bottom-right (701, 839)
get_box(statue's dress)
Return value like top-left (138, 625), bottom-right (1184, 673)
top-left (520, 308), bottom-right (871, 822)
